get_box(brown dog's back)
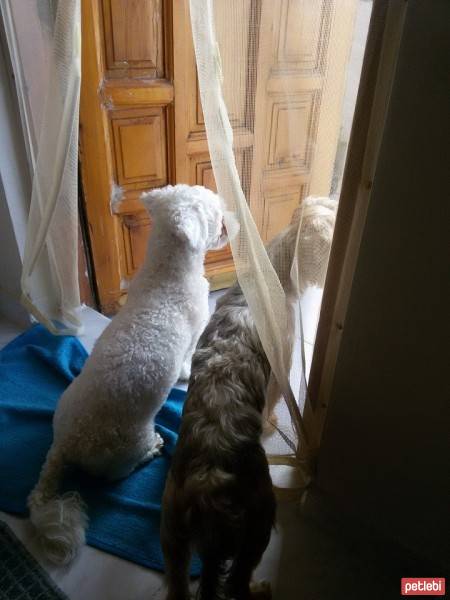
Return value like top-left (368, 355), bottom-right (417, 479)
top-left (161, 283), bottom-right (275, 599)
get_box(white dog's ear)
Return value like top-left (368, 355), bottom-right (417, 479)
top-left (140, 187), bottom-right (168, 215)
top-left (173, 209), bottom-right (206, 250)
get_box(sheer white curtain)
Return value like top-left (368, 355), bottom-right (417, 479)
top-left (1, 0), bottom-right (82, 335)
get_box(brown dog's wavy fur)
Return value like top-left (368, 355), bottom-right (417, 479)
top-left (161, 302), bottom-right (275, 599)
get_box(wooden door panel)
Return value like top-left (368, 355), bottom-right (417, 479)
top-left (189, 153), bottom-right (245, 193)
top-left (193, 158), bottom-right (216, 192)
top-left (189, 2), bottom-right (252, 136)
top-left (277, 0), bottom-right (331, 72)
top-left (121, 212), bottom-right (152, 277)
top-left (266, 92), bottom-right (319, 169)
top-left (110, 107), bottom-right (168, 188)
top-left (188, 151), bottom-right (246, 277)
top-left (102, 0), bottom-right (165, 77)
top-left (263, 185), bottom-right (308, 240)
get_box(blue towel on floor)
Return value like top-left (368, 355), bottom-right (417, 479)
top-left (0, 325), bottom-right (200, 575)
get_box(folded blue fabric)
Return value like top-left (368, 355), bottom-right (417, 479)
top-left (0, 324), bottom-right (200, 575)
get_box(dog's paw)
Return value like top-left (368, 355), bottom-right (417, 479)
top-left (151, 432), bottom-right (164, 456)
top-left (250, 580), bottom-right (272, 599)
top-left (140, 433), bottom-right (164, 464)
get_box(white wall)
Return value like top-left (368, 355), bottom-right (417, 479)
top-left (317, 0), bottom-right (450, 567)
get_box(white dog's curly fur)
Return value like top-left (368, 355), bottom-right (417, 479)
top-left (28, 184), bottom-right (234, 566)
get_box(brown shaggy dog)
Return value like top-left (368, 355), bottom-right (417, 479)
top-left (161, 279), bottom-right (275, 599)
top-left (160, 197), bottom-right (336, 600)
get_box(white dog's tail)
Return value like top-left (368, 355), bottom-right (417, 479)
top-left (27, 447), bottom-right (88, 565)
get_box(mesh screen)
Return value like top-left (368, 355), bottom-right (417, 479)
top-left (190, 0), bottom-right (363, 486)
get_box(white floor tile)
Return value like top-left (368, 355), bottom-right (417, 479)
top-left (300, 286), bottom-right (323, 346)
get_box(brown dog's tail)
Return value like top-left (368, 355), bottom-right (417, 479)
top-left (184, 467), bottom-right (237, 600)
top-left (183, 466), bottom-right (235, 511)
top-left (182, 465), bottom-right (242, 543)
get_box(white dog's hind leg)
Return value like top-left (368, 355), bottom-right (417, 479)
top-left (101, 434), bottom-right (164, 480)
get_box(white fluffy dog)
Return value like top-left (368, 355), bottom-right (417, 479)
top-left (28, 184), bottom-right (233, 566)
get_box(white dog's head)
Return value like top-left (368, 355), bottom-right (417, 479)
top-left (141, 184), bottom-right (237, 252)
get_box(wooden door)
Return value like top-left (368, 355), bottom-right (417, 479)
top-left (80, 0), bottom-right (174, 313)
top-left (80, 0), bottom-right (356, 314)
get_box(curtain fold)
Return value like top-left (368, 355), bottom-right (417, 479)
top-left (2, 0), bottom-right (82, 334)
